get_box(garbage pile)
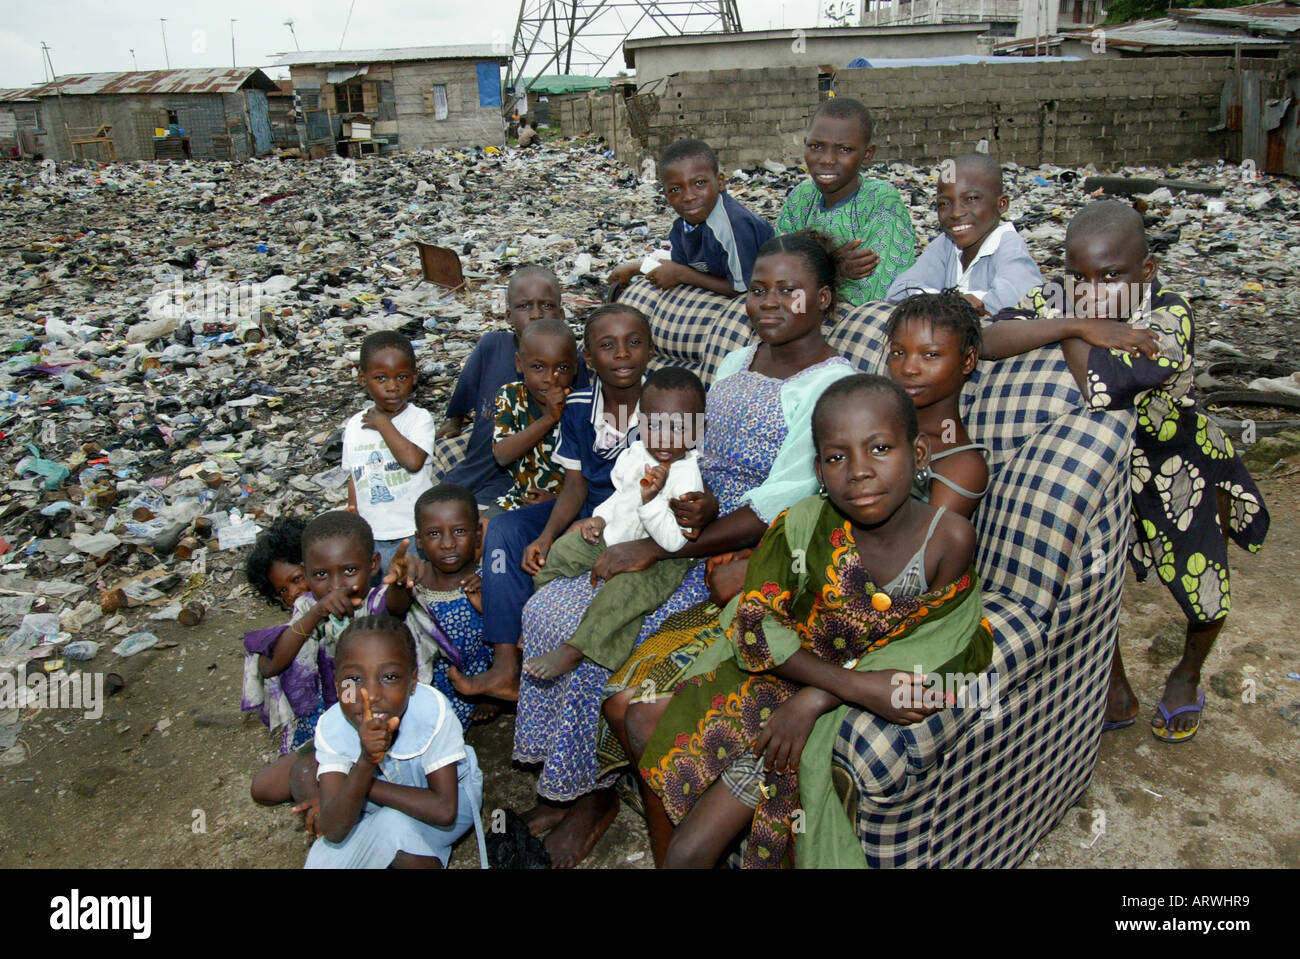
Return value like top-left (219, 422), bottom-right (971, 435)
top-left (1, 139), bottom-right (1297, 763)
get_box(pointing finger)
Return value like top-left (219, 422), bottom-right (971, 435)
top-left (360, 688), bottom-right (373, 723)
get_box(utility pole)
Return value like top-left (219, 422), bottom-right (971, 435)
top-left (129, 48), bottom-right (138, 71)
top-left (284, 19), bottom-right (301, 51)
top-left (231, 19), bottom-right (237, 67)
top-left (160, 19), bottom-right (170, 69)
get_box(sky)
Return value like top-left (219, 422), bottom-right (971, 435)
top-left (1, 1), bottom-right (850, 88)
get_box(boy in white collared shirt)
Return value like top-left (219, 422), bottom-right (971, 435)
top-left (886, 153), bottom-right (1042, 316)
top-left (522, 367), bottom-right (705, 681)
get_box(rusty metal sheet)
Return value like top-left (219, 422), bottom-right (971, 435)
top-left (27, 68), bottom-right (277, 98)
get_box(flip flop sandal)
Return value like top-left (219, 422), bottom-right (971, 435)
top-left (1102, 717), bottom-right (1136, 732)
top-left (1152, 689), bottom-right (1205, 743)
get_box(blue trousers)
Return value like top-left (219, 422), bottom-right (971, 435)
top-left (480, 498), bottom-right (592, 646)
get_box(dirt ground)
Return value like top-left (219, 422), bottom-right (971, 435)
top-left (1, 471), bottom-right (1295, 871)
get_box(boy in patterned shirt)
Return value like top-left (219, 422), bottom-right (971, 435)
top-left (490, 318), bottom-right (580, 515)
top-left (982, 200), bottom-right (1270, 745)
top-left (775, 97), bottom-right (916, 306)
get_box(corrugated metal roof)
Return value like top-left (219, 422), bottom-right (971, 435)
top-left (0, 88), bottom-right (38, 102)
top-left (28, 68), bottom-right (277, 98)
top-left (270, 46), bottom-right (508, 67)
top-left (1170, 5), bottom-right (1300, 35)
top-left (1058, 18), bottom-right (1288, 49)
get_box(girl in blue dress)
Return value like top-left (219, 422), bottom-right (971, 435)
top-left (381, 485), bottom-right (498, 730)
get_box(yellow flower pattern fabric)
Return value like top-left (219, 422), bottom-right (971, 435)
top-left (1011, 278), bottom-right (1269, 623)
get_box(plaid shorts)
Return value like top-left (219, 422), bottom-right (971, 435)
top-left (721, 751), bottom-right (766, 810)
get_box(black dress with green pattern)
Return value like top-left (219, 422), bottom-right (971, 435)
top-left (1015, 278), bottom-right (1269, 623)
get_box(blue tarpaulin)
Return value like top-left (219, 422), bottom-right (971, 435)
top-left (476, 62), bottom-right (502, 107)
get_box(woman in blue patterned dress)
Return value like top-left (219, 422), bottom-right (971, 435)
top-left (513, 232), bottom-right (857, 867)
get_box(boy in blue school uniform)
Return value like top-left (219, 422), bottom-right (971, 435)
top-left (609, 138), bottom-right (773, 296)
top-left (438, 266), bottom-right (588, 511)
top-left (447, 305), bottom-right (653, 702)
top-left (885, 153), bottom-right (1042, 316)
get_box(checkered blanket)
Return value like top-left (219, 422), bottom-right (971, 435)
top-left (618, 277), bottom-right (1133, 868)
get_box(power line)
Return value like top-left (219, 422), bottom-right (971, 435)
top-left (339, 0), bottom-right (358, 50)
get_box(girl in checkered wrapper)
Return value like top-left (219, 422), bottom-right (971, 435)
top-left (981, 201), bottom-right (1269, 745)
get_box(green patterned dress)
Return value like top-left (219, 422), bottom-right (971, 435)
top-left (491, 381), bottom-right (566, 511)
top-left (1014, 278), bottom-right (1269, 622)
top-left (774, 173), bottom-right (916, 306)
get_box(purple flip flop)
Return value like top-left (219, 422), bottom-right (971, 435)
top-left (1152, 689), bottom-right (1205, 743)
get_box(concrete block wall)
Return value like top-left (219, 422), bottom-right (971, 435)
top-left (584, 56), bottom-right (1282, 173)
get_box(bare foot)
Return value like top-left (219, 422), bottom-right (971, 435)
top-left (469, 702), bottom-right (501, 724)
top-left (1105, 663), bottom-right (1139, 726)
top-left (452, 643), bottom-right (520, 700)
top-left (544, 789), bottom-right (619, 869)
top-left (520, 800), bottom-right (568, 837)
top-left (523, 643), bottom-right (585, 681)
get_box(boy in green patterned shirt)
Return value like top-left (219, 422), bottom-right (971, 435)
top-left (775, 97), bottom-right (916, 306)
top-left (491, 318), bottom-right (579, 515)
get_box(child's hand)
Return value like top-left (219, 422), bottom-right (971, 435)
top-left (521, 537), bottom-right (552, 575)
top-left (578, 517), bottom-right (606, 545)
top-left (1077, 320), bottom-right (1162, 360)
top-left (705, 550), bottom-right (752, 606)
top-left (647, 261), bottom-right (683, 290)
top-left (639, 464), bottom-right (669, 503)
top-left (845, 670), bottom-right (942, 725)
top-left (358, 689), bottom-right (401, 766)
top-left (608, 262), bottom-right (639, 285)
top-left (436, 418), bottom-right (463, 440)
top-left (753, 695), bottom-right (821, 774)
top-left (291, 797), bottom-right (322, 837)
top-left (836, 239), bottom-right (880, 279)
top-left (522, 487), bottom-right (558, 506)
top-left (382, 539), bottom-right (421, 589)
top-left (361, 406), bottom-right (391, 432)
top-left (318, 583), bottom-right (364, 619)
top-left (541, 387), bottom-right (569, 425)
top-left (460, 572), bottom-right (482, 612)
top-left (669, 490), bottom-right (716, 537)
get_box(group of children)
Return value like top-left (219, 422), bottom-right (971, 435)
top-left (235, 94), bottom-right (1269, 868)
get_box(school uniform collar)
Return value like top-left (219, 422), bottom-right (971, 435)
top-left (590, 383), bottom-right (641, 452)
top-left (681, 194), bottom-right (725, 233)
top-left (952, 221), bottom-right (1015, 274)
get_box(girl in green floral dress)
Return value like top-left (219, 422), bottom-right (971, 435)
top-left (640, 375), bottom-right (994, 868)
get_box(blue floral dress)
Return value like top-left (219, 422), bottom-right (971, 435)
top-left (407, 583), bottom-right (495, 731)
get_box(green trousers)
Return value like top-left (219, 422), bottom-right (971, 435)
top-left (534, 529), bottom-right (697, 670)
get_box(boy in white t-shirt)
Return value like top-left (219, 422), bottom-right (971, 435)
top-left (343, 331), bottom-right (437, 574)
top-left (523, 367), bottom-right (706, 681)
